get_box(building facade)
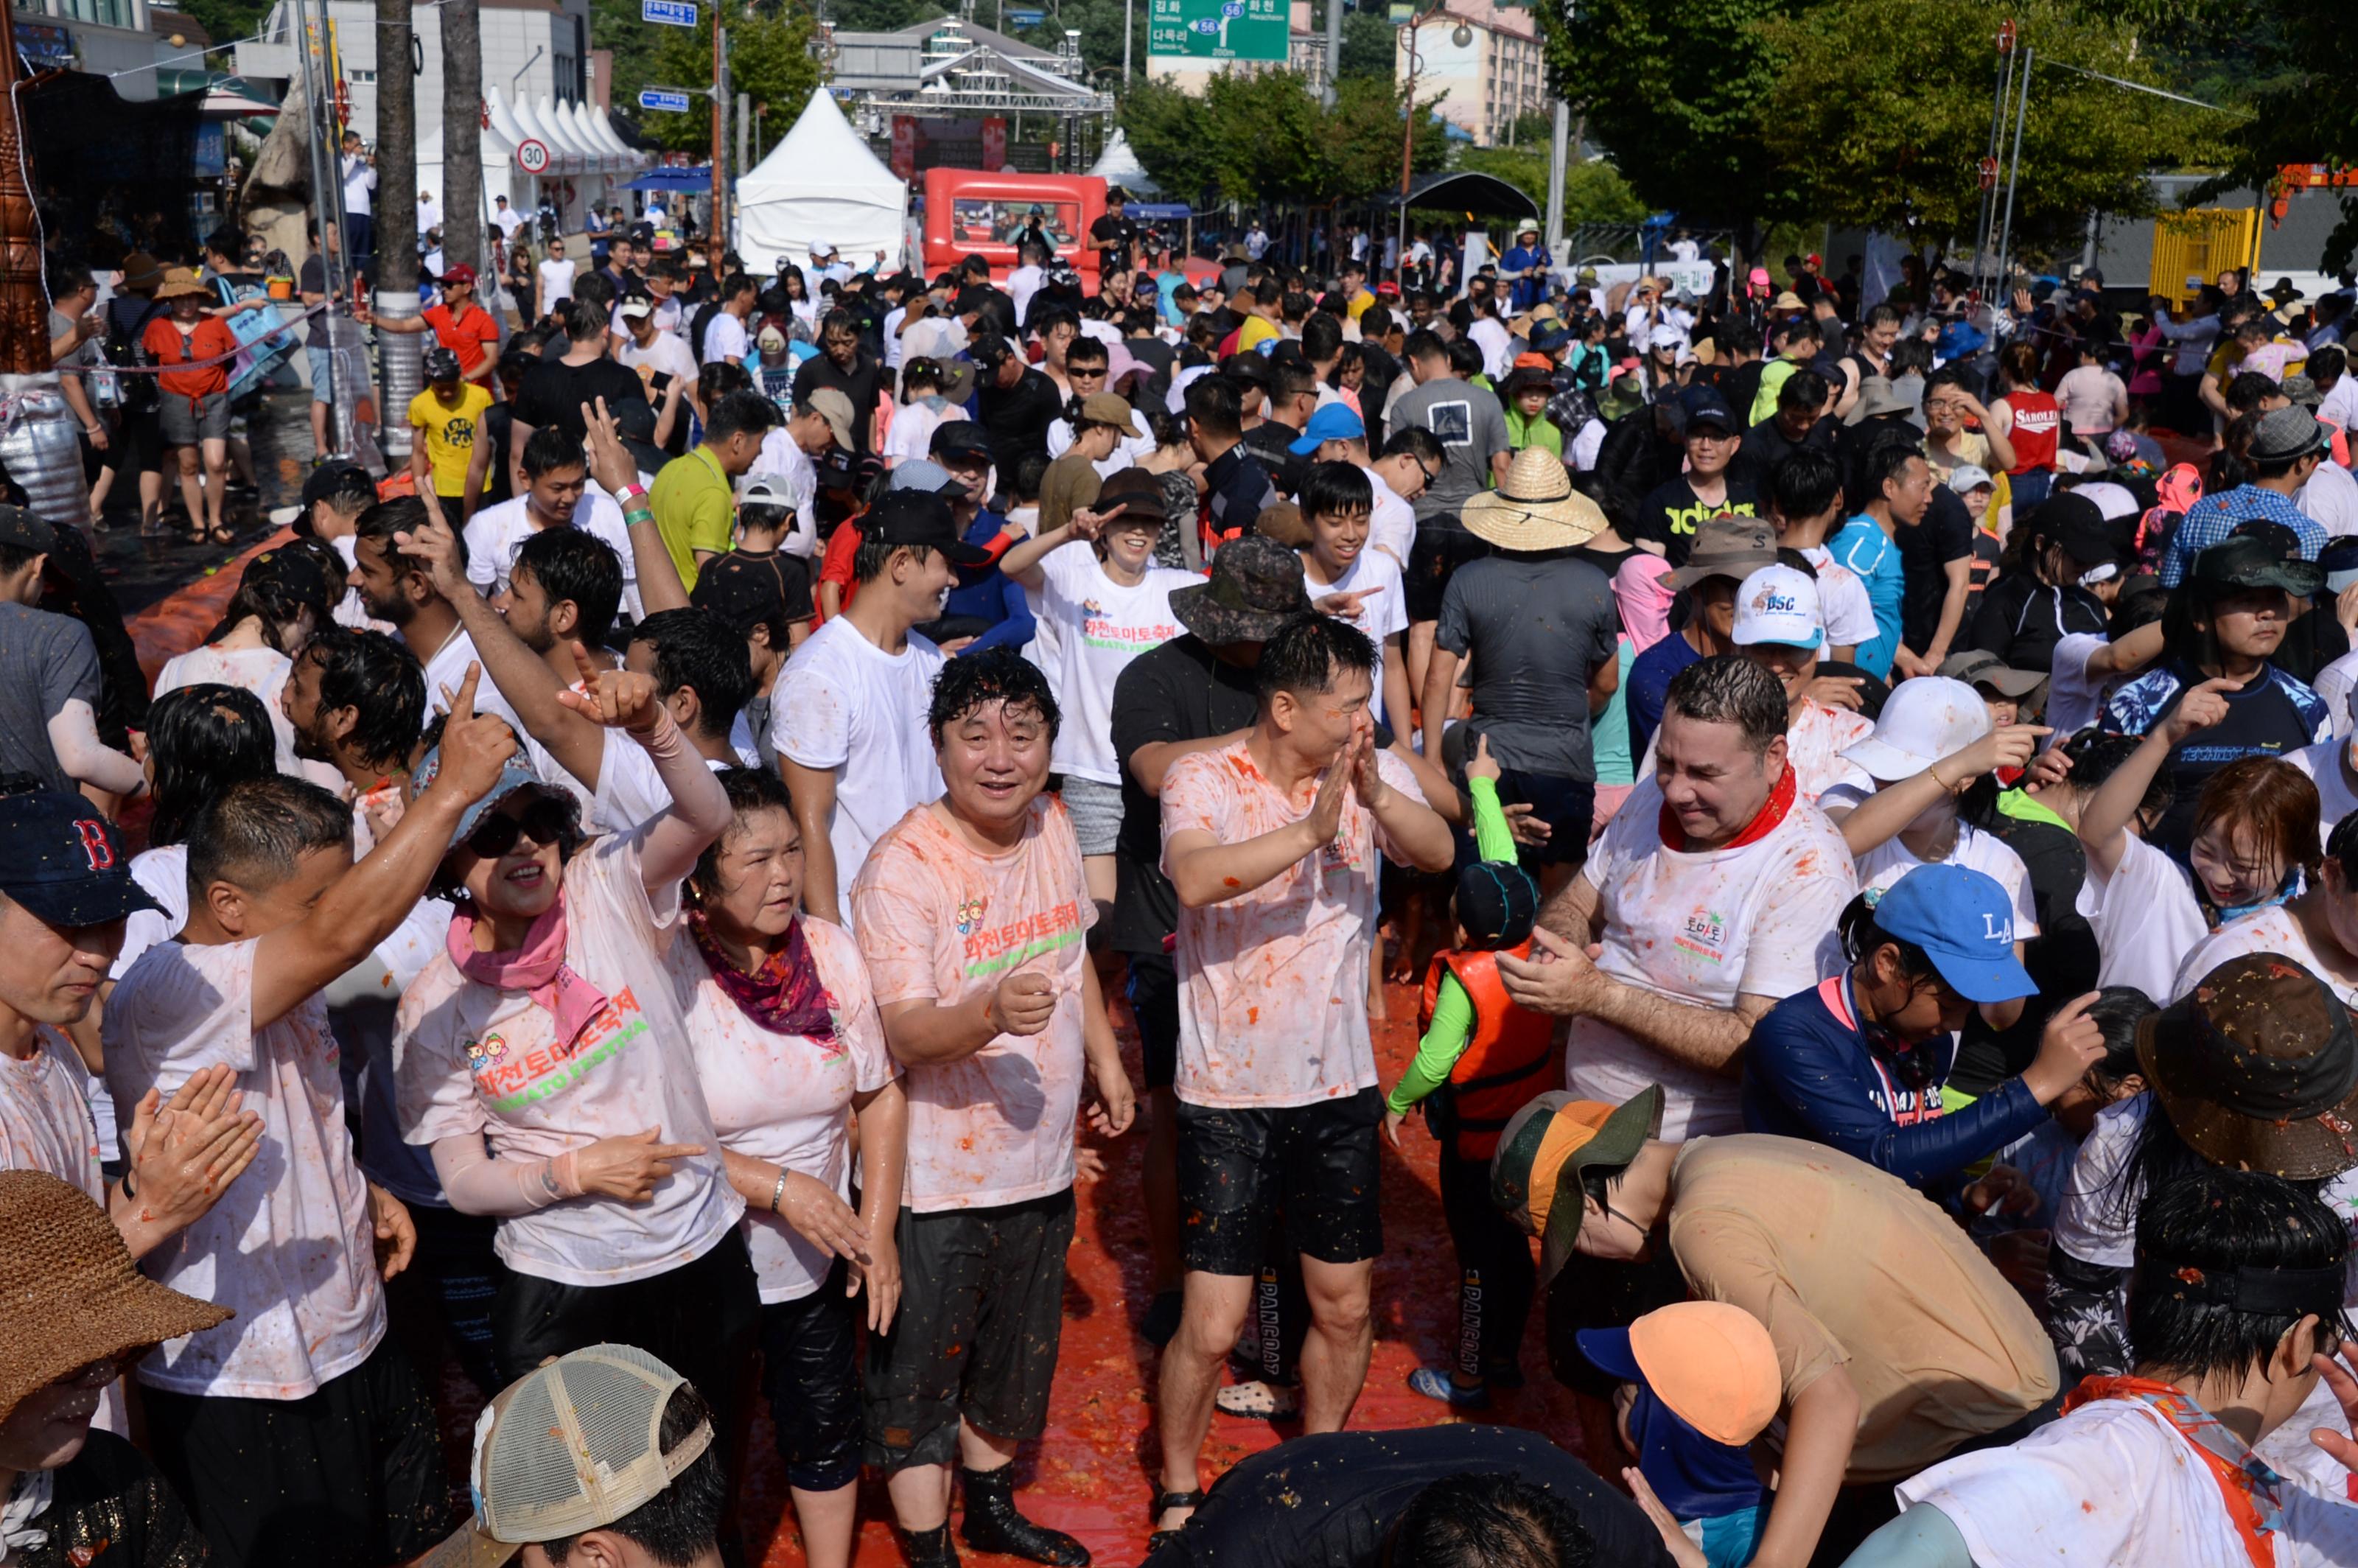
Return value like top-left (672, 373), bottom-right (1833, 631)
top-left (10, 0), bottom-right (204, 100)
top-left (1394, 0), bottom-right (1542, 147)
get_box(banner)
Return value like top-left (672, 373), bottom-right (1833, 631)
top-left (889, 114), bottom-right (916, 183)
top-left (981, 116), bottom-right (1006, 171)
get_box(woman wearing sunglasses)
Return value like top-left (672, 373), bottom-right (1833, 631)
top-left (391, 658), bottom-right (763, 1485)
top-left (671, 766), bottom-right (906, 1568)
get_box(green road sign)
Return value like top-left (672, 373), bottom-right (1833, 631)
top-left (1147, 0), bottom-right (1287, 62)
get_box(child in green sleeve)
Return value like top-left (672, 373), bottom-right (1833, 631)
top-left (1386, 735), bottom-right (1555, 1408)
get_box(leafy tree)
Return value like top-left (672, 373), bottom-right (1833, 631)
top-left (1337, 10), bottom-right (1395, 81)
top-left (179, 0), bottom-right (272, 55)
top-left (1453, 147), bottom-right (1648, 227)
top-left (636, 0), bottom-right (822, 155)
top-left (824, 0), bottom-right (948, 29)
top-left (1119, 68), bottom-right (1444, 206)
top-left (1536, 0), bottom-right (1803, 245)
top-left (1755, 0), bottom-right (2216, 256)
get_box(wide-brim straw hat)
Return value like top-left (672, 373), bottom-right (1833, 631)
top-left (153, 267), bottom-right (210, 301)
top-left (1460, 447), bottom-right (1606, 550)
top-left (0, 1170), bottom-right (231, 1421)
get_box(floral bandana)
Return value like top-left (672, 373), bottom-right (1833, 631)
top-left (688, 909), bottom-right (837, 1046)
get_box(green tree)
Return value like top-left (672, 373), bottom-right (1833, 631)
top-left (636, 0), bottom-right (822, 155)
top-left (823, 0), bottom-right (948, 29)
top-left (1536, 0), bottom-right (1803, 245)
top-left (1119, 68), bottom-right (1444, 206)
top-left (1337, 10), bottom-right (1394, 80)
top-left (1453, 146), bottom-right (1648, 227)
top-left (1755, 0), bottom-right (2214, 255)
top-left (1118, 77), bottom-right (1220, 203)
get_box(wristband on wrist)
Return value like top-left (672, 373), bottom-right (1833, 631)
top-left (769, 1169), bottom-right (788, 1214)
top-left (617, 483), bottom-right (648, 504)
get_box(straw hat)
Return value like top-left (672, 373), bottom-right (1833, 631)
top-left (0, 1170), bottom-right (231, 1421)
top-left (1460, 447), bottom-right (1606, 550)
top-left (153, 267), bottom-right (209, 302)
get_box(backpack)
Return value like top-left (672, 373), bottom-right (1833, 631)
top-left (103, 295), bottom-right (165, 414)
top-left (687, 301), bottom-right (724, 366)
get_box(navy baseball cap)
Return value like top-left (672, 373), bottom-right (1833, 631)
top-left (1871, 864), bottom-right (2035, 1004)
top-left (0, 791), bottom-right (160, 928)
top-left (1683, 389), bottom-right (1740, 435)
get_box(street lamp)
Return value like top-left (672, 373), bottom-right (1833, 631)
top-left (1396, 5), bottom-right (1472, 281)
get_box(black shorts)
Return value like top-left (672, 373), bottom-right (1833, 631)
top-left (1177, 1087), bottom-right (1385, 1275)
top-left (140, 1335), bottom-right (449, 1568)
top-left (760, 1259), bottom-right (863, 1493)
top-left (1404, 517), bottom-right (1492, 625)
top-left (1491, 768), bottom-right (1595, 869)
top-left (864, 1189), bottom-right (1077, 1471)
top-left (1127, 949), bottom-right (1180, 1092)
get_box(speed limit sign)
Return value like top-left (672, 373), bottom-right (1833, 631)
top-left (515, 139), bottom-right (550, 174)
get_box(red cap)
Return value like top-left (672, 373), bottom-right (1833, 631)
top-left (443, 264), bottom-right (478, 287)
top-left (1375, 281), bottom-right (1401, 298)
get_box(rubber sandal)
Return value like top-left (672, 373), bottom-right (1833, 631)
top-left (1146, 1489), bottom-right (1206, 1557)
top-left (1407, 1365), bottom-right (1491, 1408)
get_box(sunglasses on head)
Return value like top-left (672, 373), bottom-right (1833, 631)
top-left (465, 796), bottom-right (574, 860)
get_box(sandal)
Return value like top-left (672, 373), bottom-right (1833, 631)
top-left (207, 524), bottom-right (235, 546)
top-left (1146, 1488), bottom-right (1205, 1557)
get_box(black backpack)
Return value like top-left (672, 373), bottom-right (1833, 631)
top-left (104, 295), bottom-right (165, 414)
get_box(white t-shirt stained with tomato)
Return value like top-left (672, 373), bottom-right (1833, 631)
top-left (1161, 738), bottom-right (1428, 1110)
top-left (1573, 774), bottom-right (1858, 1139)
top-left (850, 797), bottom-right (1092, 1213)
top-left (672, 917), bottom-right (898, 1303)
top-left (1783, 701), bottom-right (1874, 804)
top-left (104, 939), bottom-right (385, 1399)
top-left (1034, 545), bottom-right (1194, 784)
top-left (396, 831), bottom-right (743, 1287)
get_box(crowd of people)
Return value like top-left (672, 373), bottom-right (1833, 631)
top-left (21, 215), bottom-right (2358, 1568)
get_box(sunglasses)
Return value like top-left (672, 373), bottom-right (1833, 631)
top-left (465, 797), bottom-right (574, 860)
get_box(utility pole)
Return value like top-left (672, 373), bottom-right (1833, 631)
top-left (444, 0), bottom-right (483, 281)
top-left (1544, 97), bottom-right (1567, 267)
top-left (1322, 0), bottom-right (1340, 107)
top-left (375, 0), bottom-right (421, 462)
top-left (736, 91), bottom-right (750, 178)
top-left (710, 12), bottom-right (727, 245)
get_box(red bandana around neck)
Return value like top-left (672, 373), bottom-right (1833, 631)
top-left (1657, 760), bottom-right (1797, 853)
top-left (688, 909), bottom-right (838, 1043)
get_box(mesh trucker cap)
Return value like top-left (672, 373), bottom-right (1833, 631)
top-left (420, 1344), bottom-right (713, 1568)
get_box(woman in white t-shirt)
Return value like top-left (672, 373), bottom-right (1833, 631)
top-left (996, 467), bottom-right (1195, 911)
top-left (2074, 676), bottom-right (2321, 1004)
top-left (1295, 462), bottom-right (1411, 730)
top-left (674, 768), bottom-right (905, 1568)
top-left (1820, 678), bottom-right (2043, 1023)
top-left (393, 664), bottom-right (756, 1439)
top-left (153, 547), bottom-right (329, 777)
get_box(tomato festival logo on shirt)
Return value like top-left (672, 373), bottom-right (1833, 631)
top-left (961, 899), bottom-right (1086, 977)
top-left (1674, 908), bottom-right (1730, 962)
top-left (471, 988), bottom-right (654, 1113)
top-left (1077, 600), bottom-right (1180, 654)
top-left (956, 895), bottom-right (988, 936)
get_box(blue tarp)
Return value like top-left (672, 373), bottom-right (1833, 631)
top-left (625, 167), bottom-right (715, 192)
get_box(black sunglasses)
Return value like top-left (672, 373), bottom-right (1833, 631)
top-left (466, 797), bottom-right (574, 860)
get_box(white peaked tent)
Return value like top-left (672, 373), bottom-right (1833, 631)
top-left (1086, 130), bottom-right (1160, 198)
top-left (736, 88), bottom-right (908, 276)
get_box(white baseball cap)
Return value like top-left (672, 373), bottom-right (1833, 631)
top-left (1841, 676), bottom-right (1993, 781)
top-left (1948, 463), bottom-right (1995, 493)
top-left (1648, 324), bottom-right (1689, 355)
top-left (1729, 564), bottom-right (1823, 651)
top-left (2074, 480), bottom-right (2140, 521)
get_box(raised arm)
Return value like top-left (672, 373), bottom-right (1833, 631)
top-left (2080, 678), bottom-right (2233, 879)
top-left (999, 508), bottom-right (1110, 591)
top-left (550, 654), bottom-right (732, 889)
top-left (1164, 739), bottom-right (1347, 909)
top-left (251, 666), bottom-right (514, 1026)
top-left (586, 396), bottom-right (690, 615)
top-left (1835, 724), bottom-right (2047, 854)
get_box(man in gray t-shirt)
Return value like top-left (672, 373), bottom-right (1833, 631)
top-left (1430, 547), bottom-right (1620, 877)
top-left (0, 599), bottom-right (104, 798)
top-left (1388, 335), bottom-right (1510, 525)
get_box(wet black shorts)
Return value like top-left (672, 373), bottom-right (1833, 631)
top-left (863, 1188), bottom-right (1077, 1471)
top-left (1177, 1087), bottom-right (1385, 1275)
top-left (1127, 949), bottom-right (1180, 1092)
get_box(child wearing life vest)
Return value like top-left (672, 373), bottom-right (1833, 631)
top-left (1385, 735), bottom-right (1553, 1408)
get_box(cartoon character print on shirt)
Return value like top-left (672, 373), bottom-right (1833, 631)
top-left (463, 989), bottom-right (652, 1115)
top-left (1075, 597), bottom-right (1181, 655)
top-left (959, 887), bottom-right (1085, 979)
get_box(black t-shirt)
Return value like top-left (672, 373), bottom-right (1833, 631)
top-left (1955, 802), bottom-right (2097, 1094)
top-left (791, 349), bottom-right (886, 457)
top-left (1897, 484), bottom-right (1975, 654)
top-left (1632, 477), bottom-right (1759, 567)
top-left (1158, 1426), bottom-right (1675, 1568)
top-left (2142, 660), bottom-right (2326, 858)
top-left (478, 400), bottom-right (516, 505)
top-left (513, 354), bottom-right (648, 440)
top-left (1091, 213), bottom-right (1139, 260)
top-left (976, 365), bottom-right (1064, 474)
top-left (14, 1428), bottom-right (209, 1568)
top-left (1729, 413), bottom-right (1836, 492)
top-left (1570, 539), bottom-right (1640, 580)
top-left (1108, 634), bottom-right (1262, 953)
top-left (1837, 412), bottom-right (1922, 510)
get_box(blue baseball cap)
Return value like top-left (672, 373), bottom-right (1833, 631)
top-left (1869, 864), bottom-right (2035, 1004)
top-left (1287, 402), bottom-right (1366, 455)
top-left (408, 743), bottom-right (577, 853)
top-left (0, 789), bottom-right (159, 927)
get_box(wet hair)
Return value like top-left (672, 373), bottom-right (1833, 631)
top-left (293, 627), bottom-right (426, 776)
top-left (208, 555), bottom-right (330, 654)
top-left (2129, 1169), bottom-right (2349, 1383)
top-left (2192, 755), bottom-right (2320, 878)
top-left (1255, 613), bottom-right (1377, 704)
top-left (1769, 446), bottom-right (1843, 522)
top-left (1299, 461), bottom-right (1374, 522)
top-left (1662, 655), bottom-right (1788, 754)
top-left (2054, 729), bottom-right (2172, 825)
top-left (1777, 368), bottom-right (1829, 414)
top-left (145, 685), bottom-right (278, 848)
top-left (1836, 890), bottom-right (1941, 983)
top-left (540, 1384), bottom-right (726, 1568)
top-left (301, 465), bottom-right (378, 528)
top-left (1863, 435), bottom-right (1926, 503)
top-left (562, 296), bottom-right (608, 343)
top-left (851, 533), bottom-right (934, 584)
top-left (926, 645), bottom-right (1061, 746)
top-left (2085, 985), bottom-right (2158, 1091)
top-left (185, 775), bottom-right (353, 897)
top-left (704, 390), bottom-right (780, 445)
top-left (1390, 1471), bottom-right (1598, 1568)
top-left (627, 609), bottom-right (754, 743)
top-left (514, 528), bottom-right (623, 648)
top-left (687, 766), bottom-right (795, 910)
top-left (1382, 424), bottom-right (1444, 468)
top-left (521, 425), bottom-right (587, 481)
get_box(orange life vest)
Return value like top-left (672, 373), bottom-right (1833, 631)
top-left (1416, 943), bottom-right (1558, 1159)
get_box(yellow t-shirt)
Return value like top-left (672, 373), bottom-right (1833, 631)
top-left (1237, 315), bottom-right (1282, 351)
top-left (407, 385), bottom-right (493, 497)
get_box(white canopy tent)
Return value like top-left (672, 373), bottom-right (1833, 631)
top-left (735, 88), bottom-right (908, 276)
